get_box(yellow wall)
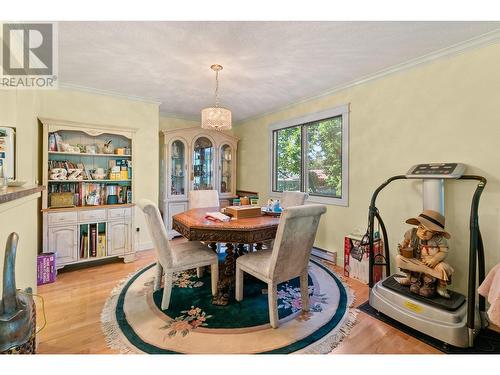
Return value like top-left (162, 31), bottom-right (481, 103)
top-left (0, 86), bottom-right (159, 292)
top-left (159, 116), bottom-right (199, 131)
top-left (1, 86), bottom-right (42, 293)
top-left (234, 42), bottom-right (500, 294)
top-left (0, 195), bottom-right (41, 293)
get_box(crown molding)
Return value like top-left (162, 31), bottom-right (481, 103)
top-left (159, 111), bottom-right (199, 122)
top-left (234, 27), bottom-right (500, 126)
top-left (38, 116), bottom-right (139, 133)
top-left (58, 83), bottom-right (162, 105)
top-left (161, 125), bottom-right (239, 141)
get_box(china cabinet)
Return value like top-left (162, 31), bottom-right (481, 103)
top-left (160, 127), bottom-right (238, 239)
top-left (39, 117), bottom-right (136, 269)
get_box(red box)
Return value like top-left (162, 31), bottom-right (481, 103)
top-left (344, 235), bottom-right (384, 284)
top-left (37, 253), bottom-right (56, 285)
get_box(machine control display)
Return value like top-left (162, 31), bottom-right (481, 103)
top-left (406, 163), bottom-right (466, 179)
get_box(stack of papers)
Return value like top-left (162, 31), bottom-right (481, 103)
top-left (205, 212), bottom-right (231, 222)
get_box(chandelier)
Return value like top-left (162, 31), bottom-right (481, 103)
top-left (201, 64), bottom-right (232, 130)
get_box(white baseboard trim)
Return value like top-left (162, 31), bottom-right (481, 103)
top-left (311, 247), bottom-right (337, 265)
top-left (138, 241), bottom-right (153, 252)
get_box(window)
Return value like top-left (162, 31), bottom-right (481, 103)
top-left (270, 105), bottom-right (349, 206)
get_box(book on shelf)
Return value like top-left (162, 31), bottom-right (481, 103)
top-left (80, 234), bottom-right (89, 259)
top-left (97, 234), bottom-right (106, 258)
top-left (90, 226), bottom-right (97, 257)
top-left (79, 231), bottom-right (106, 258)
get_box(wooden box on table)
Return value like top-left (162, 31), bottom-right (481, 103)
top-left (225, 205), bottom-right (262, 219)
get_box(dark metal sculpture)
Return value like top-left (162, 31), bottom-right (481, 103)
top-left (0, 232), bottom-right (36, 353)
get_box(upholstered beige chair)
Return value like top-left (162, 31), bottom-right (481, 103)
top-left (139, 199), bottom-right (219, 310)
top-left (188, 190), bottom-right (220, 209)
top-left (281, 191), bottom-right (309, 208)
top-left (236, 204), bottom-right (326, 328)
top-left (188, 190), bottom-right (221, 276)
top-left (262, 191), bottom-right (309, 250)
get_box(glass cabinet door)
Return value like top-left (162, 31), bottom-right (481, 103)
top-left (192, 137), bottom-right (214, 190)
top-left (170, 140), bottom-right (186, 196)
top-left (220, 144), bottom-right (232, 194)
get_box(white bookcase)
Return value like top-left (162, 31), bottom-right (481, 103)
top-left (39, 118), bottom-right (136, 269)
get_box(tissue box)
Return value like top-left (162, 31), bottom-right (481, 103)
top-left (225, 205), bottom-right (262, 219)
top-left (37, 253), bottom-right (56, 285)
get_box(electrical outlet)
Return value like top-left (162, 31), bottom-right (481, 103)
top-left (136, 227), bottom-right (140, 232)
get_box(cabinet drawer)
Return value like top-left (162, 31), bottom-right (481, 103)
top-left (47, 211), bottom-right (78, 226)
top-left (78, 209), bottom-right (106, 222)
top-left (108, 207), bottom-right (132, 220)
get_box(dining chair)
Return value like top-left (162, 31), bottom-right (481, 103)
top-left (139, 199), bottom-right (219, 310)
top-left (281, 191), bottom-right (309, 208)
top-left (188, 190), bottom-right (221, 275)
top-left (262, 191), bottom-right (309, 251)
top-left (188, 190), bottom-right (220, 209)
top-left (235, 204), bottom-right (326, 328)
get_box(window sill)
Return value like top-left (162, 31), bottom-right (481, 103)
top-left (269, 192), bottom-right (347, 207)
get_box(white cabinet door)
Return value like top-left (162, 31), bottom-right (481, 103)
top-left (48, 226), bottom-right (78, 265)
top-left (168, 201), bottom-right (188, 234)
top-left (108, 221), bottom-right (131, 256)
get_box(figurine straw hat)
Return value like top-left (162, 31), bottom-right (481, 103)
top-left (405, 209), bottom-right (451, 239)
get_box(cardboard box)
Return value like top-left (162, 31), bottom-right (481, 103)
top-left (37, 253), bottom-right (56, 285)
top-left (225, 205), bottom-right (262, 219)
top-left (110, 172), bottom-right (121, 180)
top-left (344, 234), bottom-right (384, 284)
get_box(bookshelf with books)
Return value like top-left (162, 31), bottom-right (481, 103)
top-left (40, 118), bottom-right (136, 270)
top-left (79, 223), bottom-right (107, 260)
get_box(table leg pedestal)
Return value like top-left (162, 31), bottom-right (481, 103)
top-left (237, 243), bottom-right (246, 257)
top-left (212, 243), bottom-right (236, 306)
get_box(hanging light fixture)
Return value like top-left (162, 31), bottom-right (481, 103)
top-left (201, 64), bottom-right (232, 130)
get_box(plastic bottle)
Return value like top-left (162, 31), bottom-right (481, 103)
top-left (273, 199), bottom-right (282, 212)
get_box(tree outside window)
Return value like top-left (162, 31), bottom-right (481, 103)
top-left (273, 114), bottom-right (345, 201)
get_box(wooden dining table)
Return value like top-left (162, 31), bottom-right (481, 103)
top-left (172, 207), bottom-right (281, 305)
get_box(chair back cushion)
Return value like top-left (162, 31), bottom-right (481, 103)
top-left (281, 191), bottom-right (308, 209)
top-left (269, 204), bottom-right (326, 282)
top-left (189, 190), bottom-right (220, 209)
top-left (138, 199), bottom-right (173, 268)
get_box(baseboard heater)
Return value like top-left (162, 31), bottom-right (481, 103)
top-left (311, 247), bottom-right (336, 264)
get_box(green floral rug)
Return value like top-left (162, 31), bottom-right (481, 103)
top-left (101, 259), bottom-right (356, 354)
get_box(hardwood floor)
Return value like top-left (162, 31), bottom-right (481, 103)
top-left (36, 242), bottom-right (441, 354)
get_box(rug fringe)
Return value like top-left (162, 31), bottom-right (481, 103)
top-left (101, 270), bottom-right (143, 354)
top-left (301, 269), bottom-right (359, 354)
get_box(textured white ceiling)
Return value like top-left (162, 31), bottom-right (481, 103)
top-left (58, 21), bottom-right (500, 121)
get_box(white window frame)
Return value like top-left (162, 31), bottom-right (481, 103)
top-left (269, 104), bottom-right (349, 206)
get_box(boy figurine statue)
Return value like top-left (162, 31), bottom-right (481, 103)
top-left (394, 209), bottom-right (454, 298)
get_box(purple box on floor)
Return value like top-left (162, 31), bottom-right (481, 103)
top-left (37, 253), bottom-right (56, 285)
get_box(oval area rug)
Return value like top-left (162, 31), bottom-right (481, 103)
top-left (101, 259), bottom-right (356, 354)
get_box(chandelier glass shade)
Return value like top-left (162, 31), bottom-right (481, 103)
top-left (201, 106), bottom-right (232, 130)
top-left (201, 64), bottom-right (232, 130)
